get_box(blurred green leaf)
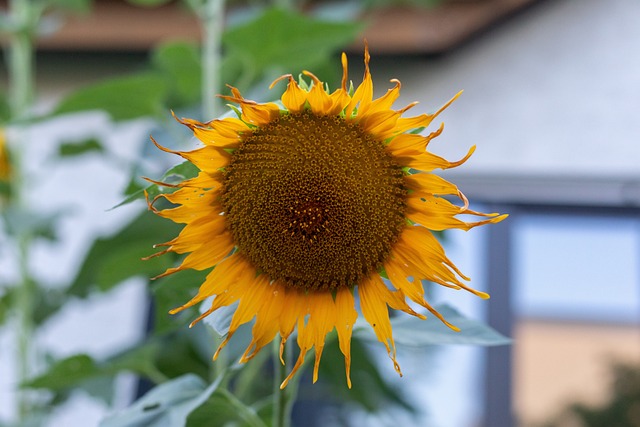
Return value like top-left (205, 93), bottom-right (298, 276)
top-left (68, 210), bottom-right (180, 298)
top-left (387, 304), bottom-right (511, 347)
top-left (154, 328), bottom-right (211, 382)
top-left (114, 160), bottom-right (200, 209)
top-left (0, 285), bottom-right (66, 327)
top-left (200, 299), bottom-right (235, 336)
top-left (100, 374), bottom-right (225, 427)
top-left (25, 354), bottom-right (101, 391)
top-left (317, 336), bottom-right (414, 413)
top-left (32, 287), bottom-right (66, 325)
top-left (108, 340), bottom-right (169, 384)
top-left (0, 91), bottom-right (10, 123)
top-left (0, 180), bottom-right (11, 199)
top-left (2, 206), bottom-right (59, 240)
top-left (187, 388), bottom-right (266, 427)
top-left (0, 287), bottom-right (14, 326)
top-left (354, 303), bottom-right (510, 347)
top-left (54, 73), bottom-right (167, 121)
top-left (58, 138), bottom-right (104, 157)
top-left (151, 268), bottom-right (208, 334)
top-left (152, 42), bottom-right (202, 108)
top-left (222, 7), bottom-right (364, 90)
top-left (46, 0), bottom-right (93, 14)
top-left (26, 353), bottom-right (117, 406)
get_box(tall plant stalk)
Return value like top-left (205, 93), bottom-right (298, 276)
top-left (201, 0), bottom-right (225, 120)
top-left (8, 0), bottom-right (35, 121)
top-left (7, 0), bottom-right (37, 420)
top-left (272, 339), bottom-right (297, 427)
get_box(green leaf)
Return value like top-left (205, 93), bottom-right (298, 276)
top-left (100, 374), bottom-right (224, 427)
top-left (151, 269), bottom-right (208, 334)
top-left (356, 303), bottom-right (511, 347)
top-left (0, 180), bottom-right (11, 200)
top-left (31, 287), bottom-right (66, 325)
top-left (2, 206), bottom-right (59, 241)
top-left (25, 354), bottom-right (101, 390)
top-left (114, 160), bottom-right (199, 209)
top-left (0, 287), bottom-right (14, 326)
top-left (0, 90), bottom-right (10, 123)
top-left (58, 138), bottom-right (104, 157)
top-left (68, 210), bottom-right (180, 298)
top-left (153, 328), bottom-right (212, 381)
top-left (107, 341), bottom-right (169, 384)
top-left (317, 336), bottom-right (415, 413)
top-left (187, 388), bottom-right (266, 427)
top-left (53, 73), bottom-right (168, 121)
top-left (0, 285), bottom-right (66, 327)
top-left (46, 0), bottom-right (93, 14)
top-left (222, 7), bottom-right (364, 90)
top-left (152, 42), bottom-right (202, 108)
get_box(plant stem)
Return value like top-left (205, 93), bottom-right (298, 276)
top-left (7, 0), bottom-right (37, 420)
top-left (274, 0), bottom-right (294, 10)
top-left (201, 0), bottom-right (225, 120)
top-left (8, 0), bottom-right (35, 122)
top-left (15, 234), bottom-right (35, 419)
top-left (272, 339), bottom-right (286, 427)
top-left (272, 338), bottom-right (295, 427)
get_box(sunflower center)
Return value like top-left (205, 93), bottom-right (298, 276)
top-left (222, 111), bottom-right (407, 291)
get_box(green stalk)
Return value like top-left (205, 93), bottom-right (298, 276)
top-left (201, 0), bottom-right (225, 120)
top-left (274, 0), bottom-right (294, 10)
top-left (7, 0), bottom-right (37, 420)
top-left (16, 234), bottom-right (35, 419)
top-left (8, 0), bottom-right (35, 122)
top-left (272, 339), bottom-right (297, 427)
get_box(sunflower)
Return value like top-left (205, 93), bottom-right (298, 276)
top-left (147, 45), bottom-right (507, 389)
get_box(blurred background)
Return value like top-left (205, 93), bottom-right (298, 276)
top-left (1, 0), bottom-right (639, 426)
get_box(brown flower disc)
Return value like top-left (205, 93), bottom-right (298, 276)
top-left (222, 111), bottom-right (407, 291)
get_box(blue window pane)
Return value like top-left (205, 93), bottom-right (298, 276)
top-left (514, 216), bottom-right (640, 323)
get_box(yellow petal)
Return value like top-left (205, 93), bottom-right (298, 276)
top-left (155, 232), bottom-right (234, 278)
top-left (386, 124), bottom-right (444, 157)
top-left (359, 79), bottom-right (401, 119)
top-left (241, 281), bottom-right (286, 362)
top-left (151, 188), bottom-right (221, 224)
top-left (272, 74), bottom-right (307, 114)
top-left (212, 270), bottom-right (267, 359)
top-left (404, 173), bottom-right (460, 197)
top-left (358, 275), bottom-right (402, 376)
top-left (393, 91), bottom-right (462, 134)
top-left (394, 225), bottom-right (491, 300)
top-left (384, 256), bottom-right (459, 331)
top-left (335, 287), bottom-right (357, 388)
top-left (400, 145), bottom-right (475, 172)
top-left (305, 292), bottom-right (337, 383)
top-left (220, 85), bottom-right (281, 126)
top-left (303, 71), bottom-right (350, 116)
top-left (156, 214), bottom-right (226, 254)
top-left (278, 287), bottom-right (309, 340)
top-left (180, 146), bottom-right (232, 174)
top-left (406, 195), bottom-right (508, 232)
top-left (169, 253), bottom-right (248, 314)
top-left (175, 113), bottom-right (247, 148)
top-left (345, 41), bottom-right (373, 118)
